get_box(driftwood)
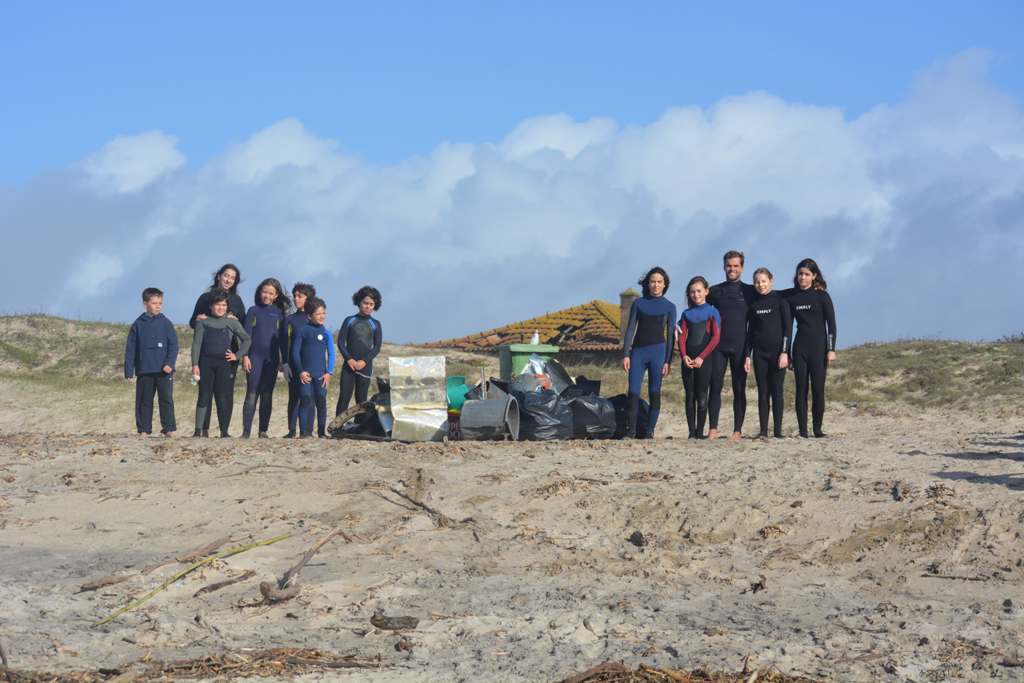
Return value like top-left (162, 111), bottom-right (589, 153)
top-left (95, 534), bottom-right (290, 626)
top-left (261, 527), bottom-right (351, 604)
top-left (370, 612), bottom-right (420, 631)
top-left (77, 574), bottom-right (131, 593)
top-left (562, 661), bottom-right (629, 683)
top-left (194, 569), bottom-right (256, 597)
top-left (383, 485), bottom-right (474, 528)
top-left (177, 536), bottom-right (231, 563)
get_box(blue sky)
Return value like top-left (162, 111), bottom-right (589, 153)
top-left (2, 4), bottom-right (1023, 344)
top-left (4, 3), bottom-right (1023, 179)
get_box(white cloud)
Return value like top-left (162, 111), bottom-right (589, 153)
top-left (80, 130), bottom-right (185, 194)
top-left (2, 50), bottom-right (1023, 345)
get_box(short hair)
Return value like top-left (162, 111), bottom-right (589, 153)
top-left (723, 250), bottom-right (745, 266)
top-left (352, 285), bottom-right (382, 311)
top-left (292, 282), bottom-right (316, 299)
top-left (209, 288), bottom-right (230, 306)
top-left (637, 267), bottom-right (671, 297)
top-left (304, 296), bottom-right (326, 315)
top-left (142, 287), bottom-right (163, 302)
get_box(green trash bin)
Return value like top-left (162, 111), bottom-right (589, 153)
top-left (499, 343), bottom-right (560, 380)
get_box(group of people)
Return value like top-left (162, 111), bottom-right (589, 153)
top-left (622, 251), bottom-right (837, 440)
top-left (123, 263), bottom-right (383, 439)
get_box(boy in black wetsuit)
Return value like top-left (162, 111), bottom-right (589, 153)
top-left (124, 287), bottom-right (178, 436)
top-left (707, 250), bottom-right (756, 441)
top-left (335, 286), bottom-right (383, 416)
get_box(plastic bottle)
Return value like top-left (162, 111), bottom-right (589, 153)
top-left (530, 330), bottom-right (540, 345)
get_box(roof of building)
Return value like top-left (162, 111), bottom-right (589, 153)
top-left (423, 299), bottom-right (623, 352)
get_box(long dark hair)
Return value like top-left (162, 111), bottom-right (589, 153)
top-left (793, 258), bottom-right (827, 291)
top-left (209, 263), bottom-right (241, 295)
top-left (254, 277), bottom-right (291, 313)
top-left (638, 266), bottom-right (671, 297)
top-left (686, 276), bottom-right (710, 307)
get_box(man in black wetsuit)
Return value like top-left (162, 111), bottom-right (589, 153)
top-left (707, 250), bottom-right (756, 440)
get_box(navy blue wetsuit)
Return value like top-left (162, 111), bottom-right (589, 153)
top-left (124, 312), bottom-right (179, 434)
top-left (284, 310), bottom-right (309, 436)
top-left (622, 295), bottom-right (677, 437)
top-left (241, 304), bottom-right (287, 436)
top-left (745, 292), bottom-right (792, 437)
top-left (292, 322), bottom-right (336, 437)
top-left (189, 289), bottom-right (246, 432)
top-left (782, 287), bottom-right (837, 436)
top-left (335, 314), bottom-right (383, 415)
top-left (677, 303), bottom-right (721, 438)
top-left (707, 280), bottom-right (756, 433)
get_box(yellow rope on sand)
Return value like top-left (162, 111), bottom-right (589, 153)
top-left (94, 534), bottom-right (291, 627)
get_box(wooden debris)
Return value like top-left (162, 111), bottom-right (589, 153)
top-left (77, 574), bottom-right (131, 593)
top-left (177, 536), bottom-right (231, 563)
top-left (370, 612), bottom-right (420, 631)
top-left (193, 569), bottom-right (256, 597)
top-left (260, 526), bottom-right (351, 604)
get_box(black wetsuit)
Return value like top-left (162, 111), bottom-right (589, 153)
top-left (782, 287), bottom-right (837, 437)
top-left (707, 280), bottom-right (756, 434)
top-left (746, 292), bottom-right (792, 437)
top-left (335, 314), bottom-right (382, 415)
top-left (190, 316), bottom-right (251, 437)
top-left (189, 290), bottom-right (246, 432)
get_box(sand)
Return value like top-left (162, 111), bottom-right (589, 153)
top-left (2, 401), bottom-right (1023, 682)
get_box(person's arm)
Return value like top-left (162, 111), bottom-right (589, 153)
top-left (336, 317), bottom-right (352, 361)
top-left (677, 314), bottom-right (689, 359)
top-left (189, 294), bottom-right (206, 330)
top-left (277, 315), bottom-right (288, 366)
top-left (230, 319), bottom-right (252, 358)
top-left (291, 328), bottom-right (305, 373)
top-left (822, 291), bottom-right (837, 352)
top-left (744, 307), bottom-right (754, 359)
top-left (780, 298), bottom-right (793, 355)
top-left (698, 311), bottom-right (721, 361)
top-left (241, 307), bottom-right (256, 358)
top-left (662, 305), bottom-right (676, 366)
top-left (191, 321), bottom-right (205, 367)
top-left (165, 319), bottom-right (179, 372)
top-left (367, 318), bottom-right (382, 361)
top-left (622, 301), bottom-right (638, 358)
top-left (326, 330), bottom-right (337, 375)
top-left (124, 322), bottom-right (138, 378)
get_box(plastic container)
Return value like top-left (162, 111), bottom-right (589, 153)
top-left (499, 343), bottom-right (559, 380)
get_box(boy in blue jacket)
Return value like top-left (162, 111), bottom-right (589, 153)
top-left (124, 287), bottom-right (178, 436)
top-left (292, 297), bottom-right (335, 438)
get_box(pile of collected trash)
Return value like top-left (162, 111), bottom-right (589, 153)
top-left (327, 355), bottom-right (648, 442)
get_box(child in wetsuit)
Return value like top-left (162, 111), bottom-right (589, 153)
top-left (240, 278), bottom-right (290, 438)
top-left (284, 283), bottom-right (315, 438)
top-left (124, 287), bottom-right (178, 436)
top-left (744, 268), bottom-right (792, 438)
top-left (191, 289), bottom-right (251, 438)
top-left (678, 276), bottom-right (721, 439)
top-left (622, 267), bottom-right (677, 438)
top-left (292, 297), bottom-right (335, 438)
top-left (335, 286), bottom-right (383, 416)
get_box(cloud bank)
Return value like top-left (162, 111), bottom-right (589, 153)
top-left (1, 49), bottom-right (1022, 345)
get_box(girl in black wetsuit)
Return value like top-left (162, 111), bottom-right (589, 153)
top-left (744, 268), bottom-right (792, 438)
top-left (782, 259), bottom-right (837, 438)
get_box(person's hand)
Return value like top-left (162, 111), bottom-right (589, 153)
top-left (622, 357), bottom-right (630, 373)
top-left (683, 355), bottom-right (694, 369)
top-left (196, 314), bottom-right (208, 322)
top-left (661, 363), bottom-right (670, 377)
top-left (692, 356), bottom-right (704, 369)
top-left (162, 365), bottom-right (173, 375)
top-left (744, 357), bottom-right (752, 374)
top-left (227, 313), bottom-right (238, 320)
top-left (242, 356), bottom-right (252, 373)
top-left (321, 373), bottom-right (332, 388)
top-left (192, 365), bottom-right (200, 380)
top-left (779, 353), bottom-right (790, 370)
top-left (225, 350), bottom-right (237, 362)
top-left (827, 351), bottom-right (837, 365)
top-left (356, 360), bottom-right (367, 371)
top-left (300, 371), bottom-right (312, 384)
top-left (347, 358), bottom-right (359, 372)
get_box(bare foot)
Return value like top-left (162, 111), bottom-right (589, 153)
top-left (161, 431), bottom-right (176, 438)
top-left (707, 429), bottom-right (719, 440)
top-left (729, 431), bottom-right (741, 442)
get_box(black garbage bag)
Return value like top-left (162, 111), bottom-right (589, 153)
top-left (608, 393), bottom-right (649, 439)
top-left (510, 373), bottom-right (547, 395)
top-left (543, 358), bottom-right (574, 396)
top-left (514, 389), bottom-right (573, 441)
top-left (568, 395), bottom-right (616, 439)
